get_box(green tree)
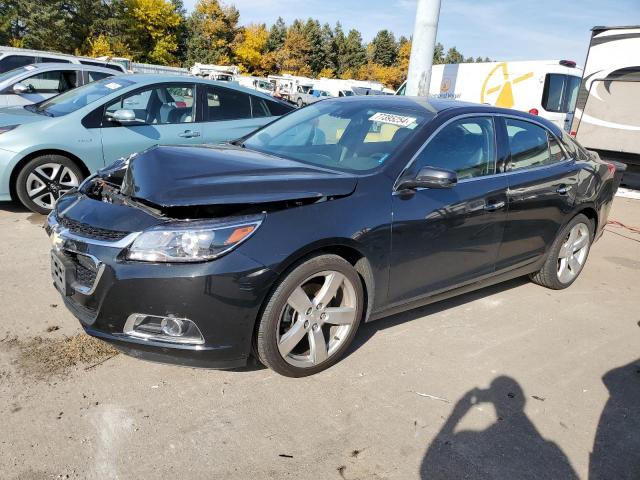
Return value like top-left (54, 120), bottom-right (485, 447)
top-left (186, 0), bottom-right (239, 65)
top-left (370, 29), bottom-right (397, 67)
top-left (276, 22), bottom-right (311, 76)
top-left (444, 46), bottom-right (464, 64)
top-left (265, 16), bottom-right (286, 52)
top-left (340, 28), bottom-right (366, 73)
top-left (320, 23), bottom-right (336, 74)
top-left (303, 18), bottom-right (324, 76)
top-left (333, 22), bottom-right (347, 75)
top-left (433, 42), bottom-right (444, 64)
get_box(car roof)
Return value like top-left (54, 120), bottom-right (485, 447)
top-left (118, 74), bottom-right (288, 103)
top-left (13, 62), bottom-right (117, 73)
top-left (318, 95), bottom-right (563, 135)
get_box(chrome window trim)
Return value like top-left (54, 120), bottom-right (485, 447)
top-left (393, 112), bottom-right (574, 193)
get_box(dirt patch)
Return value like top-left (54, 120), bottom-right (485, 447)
top-left (7, 334), bottom-right (118, 379)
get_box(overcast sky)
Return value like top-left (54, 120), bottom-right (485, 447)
top-left (182, 0), bottom-right (639, 65)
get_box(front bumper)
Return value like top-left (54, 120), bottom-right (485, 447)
top-left (46, 211), bottom-right (277, 368)
top-left (0, 147), bottom-right (21, 201)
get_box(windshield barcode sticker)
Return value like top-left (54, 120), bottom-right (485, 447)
top-left (24, 65), bottom-right (36, 71)
top-left (104, 82), bottom-right (123, 90)
top-left (369, 112), bottom-right (417, 128)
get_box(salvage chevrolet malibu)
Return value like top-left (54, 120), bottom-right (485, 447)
top-left (46, 96), bottom-right (622, 377)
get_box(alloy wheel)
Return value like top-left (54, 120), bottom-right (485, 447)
top-left (277, 270), bottom-right (358, 368)
top-left (557, 222), bottom-right (589, 283)
top-left (25, 163), bottom-right (80, 211)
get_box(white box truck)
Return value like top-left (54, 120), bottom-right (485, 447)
top-left (570, 26), bottom-right (640, 188)
top-left (397, 60), bottom-right (583, 130)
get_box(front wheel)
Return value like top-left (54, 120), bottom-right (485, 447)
top-left (530, 213), bottom-right (593, 289)
top-left (255, 254), bottom-right (364, 377)
top-left (15, 154), bottom-right (84, 214)
top-left (296, 98), bottom-right (304, 108)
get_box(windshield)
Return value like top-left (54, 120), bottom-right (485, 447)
top-left (342, 90), bottom-right (355, 96)
top-left (243, 101), bottom-right (429, 172)
top-left (31, 77), bottom-right (134, 117)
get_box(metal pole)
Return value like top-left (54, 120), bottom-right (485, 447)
top-left (406, 0), bottom-right (441, 96)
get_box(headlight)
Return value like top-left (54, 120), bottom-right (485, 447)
top-left (127, 215), bottom-right (263, 262)
top-left (0, 124), bottom-right (19, 135)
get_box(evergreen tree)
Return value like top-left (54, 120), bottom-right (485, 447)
top-left (444, 46), bottom-right (464, 64)
top-left (303, 18), bottom-right (323, 76)
top-left (475, 56), bottom-right (484, 63)
top-left (320, 23), bottom-right (336, 74)
top-left (333, 22), bottom-right (347, 75)
top-left (341, 28), bottom-right (366, 73)
top-left (370, 29), bottom-right (397, 67)
top-left (433, 42), bottom-right (444, 64)
top-left (265, 16), bottom-right (286, 52)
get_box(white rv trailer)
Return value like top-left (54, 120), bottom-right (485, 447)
top-left (397, 60), bottom-right (583, 130)
top-left (570, 26), bottom-right (640, 188)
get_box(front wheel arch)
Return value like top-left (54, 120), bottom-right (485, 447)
top-left (9, 149), bottom-right (90, 202)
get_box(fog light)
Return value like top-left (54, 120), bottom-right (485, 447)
top-left (161, 316), bottom-right (187, 337)
top-left (123, 313), bottom-right (205, 345)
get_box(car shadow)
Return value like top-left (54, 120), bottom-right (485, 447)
top-left (345, 276), bottom-right (529, 360)
top-left (419, 376), bottom-right (579, 479)
top-left (0, 200), bottom-right (29, 213)
top-left (589, 358), bottom-right (640, 479)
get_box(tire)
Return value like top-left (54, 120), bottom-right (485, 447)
top-left (529, 214), bottom-right (594, 290)
top-left (15, 154), bottom-right (84, 214)
top-left (296, 98), bottom-right (304, 108)
top-left (255, 254), bottom-right (364, 377)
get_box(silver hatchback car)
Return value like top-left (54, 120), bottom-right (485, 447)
top-left (0, 63), bottom-right (117, 107)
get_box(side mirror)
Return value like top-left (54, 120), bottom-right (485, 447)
top-left (12, 83), bottom-right (30, 94)
top-left (110, 109), bottom-right (137, 124)
top-left (397, 166), bottom-right (458, 190)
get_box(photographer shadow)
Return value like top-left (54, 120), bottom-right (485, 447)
top-left (420, 376), bottom-right (578, 479)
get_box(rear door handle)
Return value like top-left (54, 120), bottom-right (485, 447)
top-left (556, 185), bottom-right (569, 195)
top-left (179, 130), bottom-right (201, 138)
top-left (484, 201), bottom-right (505, 212)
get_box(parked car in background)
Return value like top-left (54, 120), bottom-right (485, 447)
top-left (0, 63), bottom-right (117, 107)
top-left (0, 74), bottom-right (293, 213)
top-left (0, 46), bottom-right (127, 74)
top-left (46, 96), bottom-right (622, 377)
top-left (292, 87), bottom-right (331, 107)
top-left (396, 60), bottom-right (583, 131)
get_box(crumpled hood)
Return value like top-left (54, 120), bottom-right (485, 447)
top-left (121, 144), bottom-right (358, 208)
top-left (0, 106), bottom-right (52, 128)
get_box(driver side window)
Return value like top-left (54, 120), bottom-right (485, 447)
top-left (104, 84), bottom-right (195, 126)
top-left (414, 116), bottom-right (497, 180)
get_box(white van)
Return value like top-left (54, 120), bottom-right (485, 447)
top-left (397, 60), bottom-right (583, 130)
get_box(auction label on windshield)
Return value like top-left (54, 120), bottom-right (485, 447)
top-left (369, 112), bottom-right (417, 128)
top-left (104, 82), bottom-right (123, 90)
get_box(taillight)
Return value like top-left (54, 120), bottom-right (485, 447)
top-left (528, 108), bottom-right (539, 115)
top-left (559, 60), bottom-right (577, 68)
top-left (570, 131), bottom-right (577, 137)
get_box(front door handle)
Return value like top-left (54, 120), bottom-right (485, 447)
top-left (179, 130), bottom-right (201, 138)
top-left (556, 185), bottom-right (569, 195)
top-left (484, 201), bottom-right (506, 212)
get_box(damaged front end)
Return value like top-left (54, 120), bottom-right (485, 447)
top-left (46, 144), bottom-right (358, 367)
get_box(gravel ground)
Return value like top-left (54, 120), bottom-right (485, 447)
top-left (0, 197), bottom-right (638, 480)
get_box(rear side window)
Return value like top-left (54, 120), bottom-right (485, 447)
top-left (251, 97), bottom-right (271, 118)
top-left (506, 119), bottom-right (557, 170)
top-left (415, 116), bottom-right (497, 180)
top-left (0, 55), bottom-right (35, 73)
top-left (87, 71), bottom-right (112, 82)
top-left (548, 134), bottom-right (564, 162)
top-left (205, 86), bottom-right (251, 121)
top-left (40, 56), bottom-right (71, 64)
top-left (266, 99), bottom-right (293, 116)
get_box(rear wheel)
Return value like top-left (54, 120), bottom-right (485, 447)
top-left (255, 254), bottom-right (364, 377)
top-left (530, 214), bottom-right (593, 289)
top-left (296, 98), bottom-right (304, 108)
top-left (15, 154), bottom-right (83, 214)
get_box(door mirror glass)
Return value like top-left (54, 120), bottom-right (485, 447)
top-left (12, 83), bottom-right (30, 94)
top-left (111, 109), bottom-right (137, 124)
top-left (398, 166), bottom-right (458, 190)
